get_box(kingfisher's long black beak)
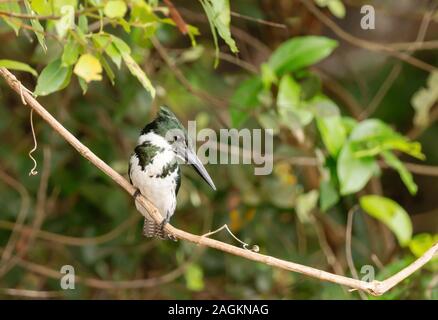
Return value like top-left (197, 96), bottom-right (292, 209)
top-left (186, 148), bottom-right (216, 190)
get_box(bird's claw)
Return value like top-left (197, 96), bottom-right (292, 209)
top-left (158, 214), bottom-right (178, 242)
top-left (133, 188), bottom-right (141, 199)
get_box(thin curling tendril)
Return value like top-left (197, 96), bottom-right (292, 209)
top-left (28, 109), bottom-right (38, 176)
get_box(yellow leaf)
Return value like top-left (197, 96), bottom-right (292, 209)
top-left (229, 209), bottom-right (242, 232)
top-left (274, 161), bottom-right (296, 185)
top-left (244, 208), bottom-right (256, 222)
top-left (74, 54), bottom-right (102, 83)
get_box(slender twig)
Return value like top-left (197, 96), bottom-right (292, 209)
top-left (0, 10), bottom-right (59, 20)
top-left (299, 0), bottom-right (437, 73)
top-left (360, 2), bottom-right (436, 119)
top-left (163, 0), bottom-right (188, 34)
top-left (0, 169), bottom-right (31, 275)
top-left (230, 11), bottom-right (286, 29)
top-left (0, 67), bottom-right (437, 296)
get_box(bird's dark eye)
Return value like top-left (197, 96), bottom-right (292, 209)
top-left (173, 135), bottom-right (179, 142)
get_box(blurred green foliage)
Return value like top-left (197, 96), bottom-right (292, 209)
top-left (0, 0), bottom-right (437, 299)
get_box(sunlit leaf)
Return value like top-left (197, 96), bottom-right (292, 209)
top-left (200, 0), bottom-right (238, 66)
top-left (62, 39), bottom-right (80, 66)
top-left (184, 264), bottom-right (204, 291)
top-left (337, 142), bottom-right (378, 195)
top-left (24, 0), bottom-right (47, 51)
top-left (130, 0), bottom-right (156, 23)
top-left (349, 119), bottom-right (425, 160)
top-left (267, 36), bottom-right (338, 76)
top-left (327, 0), bottom-right (346, 18)
top-left (317, 115), bottom-right (346, 157)
top-left (277, 74), bottom-right (313, 126)
top-left (408, 233), bottom-right (438, 259)
top-left (55, 5), bottom-right (75, 39)
top-left (93, 34), bottom-right (122, 68)
top-left (360, 195), bottom-right (413, 246)
top-left (30, 0), bottom-right (52, 15)
top-left (0, 59), bottom-right (37, 76)
top-left (74, 54), bottom-right (103, 83)
top-left (52, 0), bottom-right (77, 14)
top-left (121, 52), bottom-right (155, 97)
top-left (78, 14), bottom-right (88, 33)
top-left (104, 0), bottom-right (127, 18)
top-left (111, 35), bottom-right (131, 54)
top-left (34, 59), bottom-right (72, 96)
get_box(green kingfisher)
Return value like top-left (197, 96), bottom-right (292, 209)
top-left (128, 106), bottom-right (216, 240)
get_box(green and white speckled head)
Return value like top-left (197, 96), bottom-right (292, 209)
top-left (141, 106), bottom-right (188, 140)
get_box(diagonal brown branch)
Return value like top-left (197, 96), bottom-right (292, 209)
top-left (0, 67), bottom-right (437, 296)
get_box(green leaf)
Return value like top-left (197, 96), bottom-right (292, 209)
top-left (260, 63), bottom-right (278, 89)
top-left (317, 115), bottom-right (346, 157)
top-left (327, 0), bottom-right (346, 19)
top-left (0, 59), bottom-right (37, 77)
top-left (0, 2), bottom-right (22, 35)
top-left (296, 190), bottom-right (319, 223)
top-left (30, 0), bottom-right (52, 15)
top-left (315, 0), bottom-right (346, 19)
top-left (52, 0), bottom-right (77, 14)
top-left (337, 142), bottom-right (378, 195)
top-left (210, 0), bottom-right (238, 52)
top-left (349, 119), bottom-right (425, 160)
top-left (360, 195), bottom-right (413, 246)
top-left (78, 14), bottom-right (88, 33)
top-left (99, 54), bottom-right (115, 85)
top-left (267, 36), bottom-right (338, 76)
top-left (130, 0), bottom-right (156, 23)
top-left (200, 0), bottom-right (238, 66)
top-left (319, 179), bottom-right (339, 211)
top-left (111, 35), bottom-right (131, 54)
top-left (184, 263), bottom-right (204, 292)
top-left (55, 5), bottom-right (75, 39)
top-left (34, 59), bottom-right (72, 96)
top-left (381, 151), bottom-right (417, 195)
top-left (62, 39), bottom-right (80, 66)
top-left (104, 0), bottom-right (127, 18)
top-left (121, 52), bottom-right (155, 98)
top-left (73, 54), bottom-right (103, 83)
top-left (24, 0), bottom-right (47, 52)
top-left (230, 76), bottom-right (263, 127)
top-left (408, 233), bottom-right (438, 259)
top-left (411, 71), bottom-right (438, 128)
top-left (277, 74), bottom-right (313, 126)
top-left (92, 34), bottom-right (122, 68)
top-left (78, 76), bottom-right (87, 94)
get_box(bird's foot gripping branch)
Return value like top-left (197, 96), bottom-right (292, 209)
top-left (1, 67), bottom-right (437, 296)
